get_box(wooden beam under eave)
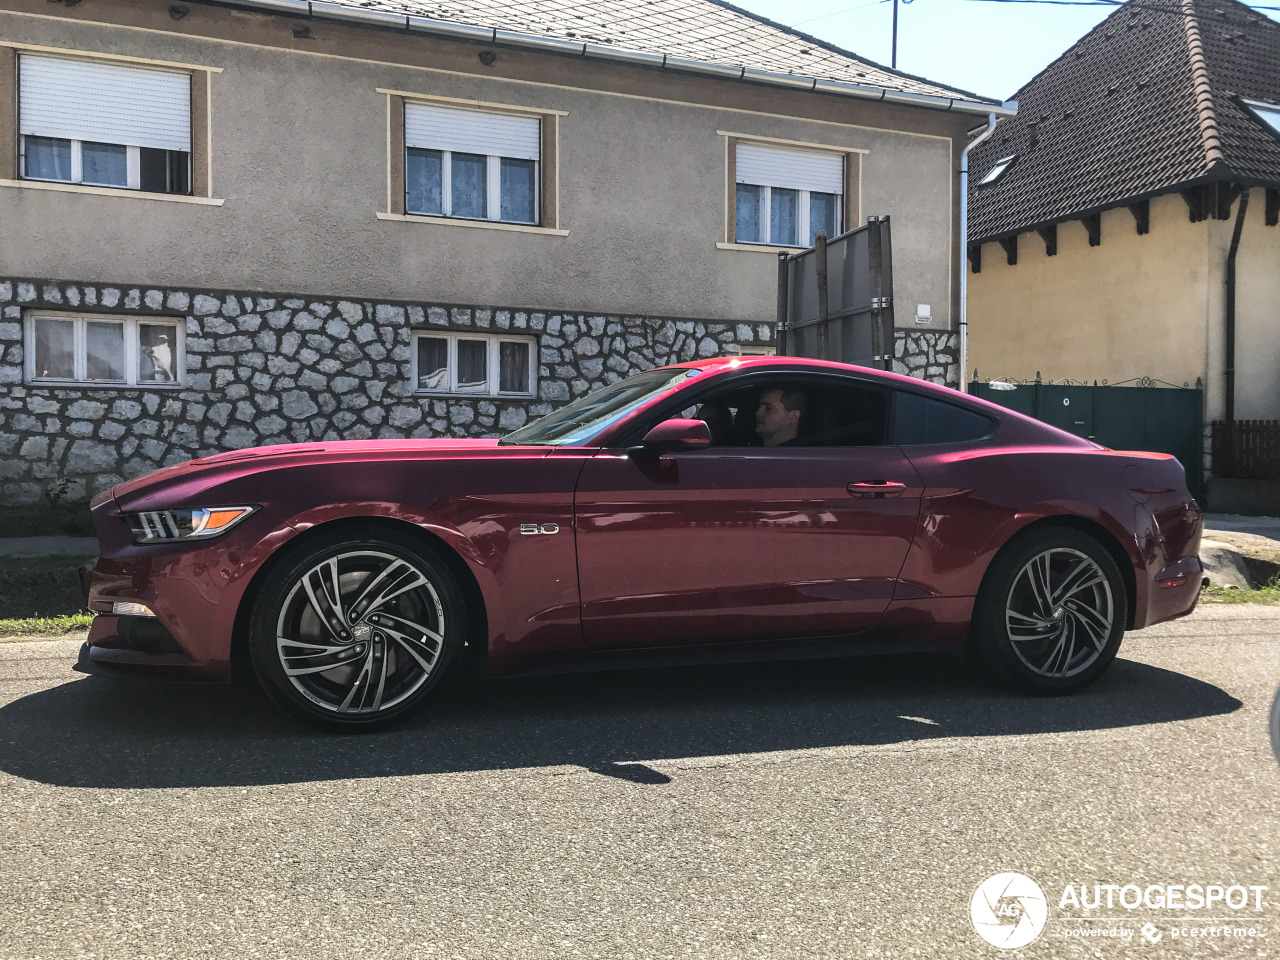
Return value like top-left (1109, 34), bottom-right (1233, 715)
top-left (1182, 186), bottom-right (1207, 222)
top-left (1215, 182), bottom-right (1242, 220)
top-left (1081, 213), bottom-right (1101, 246)
top-left (1037, 224), bottom-right (1057, 256)
top-left (999, 235), bottom-right (1018, 266)
top-left (1266, 188), bottom-right (1279, 227)
top-left (1129, 199), bottom-right (1150, 234)
top-left (968, 243), bottom-right (982, 274)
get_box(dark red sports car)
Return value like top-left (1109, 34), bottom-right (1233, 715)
top-left (82, 357), bottom-right (1204, 729)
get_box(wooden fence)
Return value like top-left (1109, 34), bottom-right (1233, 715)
top-left (1211, 420), bottom-right (1280, 480)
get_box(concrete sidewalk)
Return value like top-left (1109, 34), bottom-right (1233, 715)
top-left (0, 536), bottom-right (98, 558)
top-left (1202, 512), bottom-right (1280, 540)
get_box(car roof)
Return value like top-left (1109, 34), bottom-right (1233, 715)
top-left (657, 355), bottom-right (1097, 448)
top-left (663, 356), bottom-right (966, 400)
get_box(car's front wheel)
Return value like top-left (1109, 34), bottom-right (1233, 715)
top-left (971, 528), bottom-right (1128, 694)
top-left (249, 527), bottom-right (466, 731)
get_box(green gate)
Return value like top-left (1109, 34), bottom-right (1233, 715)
top-left (969, 377), bottom-right (1204, 500)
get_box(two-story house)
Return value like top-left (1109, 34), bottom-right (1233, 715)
top-left (965, 0), bottom-right (1280, 509)
top-left (0, 0), bottom-right (1006, 502)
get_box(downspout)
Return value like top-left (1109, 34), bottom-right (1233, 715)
top-left (1225, 188), bottom-right (1250, 422)
top-left (959, 112), bottom-right (1002, 389)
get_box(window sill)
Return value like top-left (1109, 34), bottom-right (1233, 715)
top-left (0, 179), bottom-right (223, 205)
top-left (27, 380), bottom-right (186, 390)
top-left (377, 212), bottom-right (568, 236)
top-left (716, 241), bottom-right (806, 254)
top-left (413, 391), bottom-right (536, 400)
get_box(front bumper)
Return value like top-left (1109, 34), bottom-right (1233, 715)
top-left (78, 615), bottom-right (229, 680)
top-left (74, 638), bottom-right (227, 683)
top-left (84, 495), bottom-right (297, 681)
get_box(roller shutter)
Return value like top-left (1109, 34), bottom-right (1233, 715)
top-left (736, 143), bottom-right (843, 194)
top-left (405, 102), bottom-right (540, 161)
top-left (19, 55), bottom-right (191, 153)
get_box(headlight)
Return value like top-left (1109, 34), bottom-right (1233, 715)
top-left (125, 506), bottom-right (258, 543)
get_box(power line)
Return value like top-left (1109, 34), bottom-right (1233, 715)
top-left (955, 0), bottom-right (1280, 11)
top-left (788, 0), bottom-right (889, 30)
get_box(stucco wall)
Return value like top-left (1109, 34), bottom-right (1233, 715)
top-left (0, 0), bottom-right (961, 329)
top-left (1233, 194), bottom-right (1280, 421)
top-left (967, 191), bottom-right (1280, 423)
top-left (967, 193), bottom-right (1211, 390)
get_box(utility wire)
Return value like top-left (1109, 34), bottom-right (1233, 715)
top-left (954, 0), bottom-right (1280, 11)
top-left (789, 0), bottom-right (889, 31)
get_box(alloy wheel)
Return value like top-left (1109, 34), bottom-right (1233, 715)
top-left (275, 549), bottom-right (447, 716)
top-left (1004, 547), bottom-right (1115, 679)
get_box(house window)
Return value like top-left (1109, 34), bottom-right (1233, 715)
top-left (405, 103), bottom-right (540, 224)
top-left (412, 332), bottom-right (536, 397)
top-left (735, 142), bottom-right (844, 247)
top-left (979, 155), bottom-right (1017, 186)
top-left (1241, 99), bottom-right (1280, 141)
top-left (25, 314), bottom-right (184, 385)
top-left (18, 55), bottom-right (193, 195)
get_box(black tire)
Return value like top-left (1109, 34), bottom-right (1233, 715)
top-left (248, 526), bottom-right (467, 731)
top-left (971, 527), bottom-right (1128, 695)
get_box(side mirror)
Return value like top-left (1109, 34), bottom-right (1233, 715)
top-left (634, 418), bottom-right (711, 452)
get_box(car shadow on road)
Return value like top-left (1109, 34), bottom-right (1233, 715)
top-left (0, 651), bottom-right (1242, 789)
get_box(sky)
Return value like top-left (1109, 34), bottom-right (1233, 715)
top-left (728, 0), bottom-right (1280, 101)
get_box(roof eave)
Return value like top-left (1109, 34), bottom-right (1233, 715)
top-left (205, 0), bottom-right (1014, 117)
top-left (969, 168), bottom-right (1280, 246)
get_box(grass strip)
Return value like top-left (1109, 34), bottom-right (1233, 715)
top-left (1200, 582), bottom-right (1280, 605)
top-left (0, 555), bottom-right (97, 621)
top-left (0, 505), bottom-right (94, 538)
top-left (0, 614), bottom-right (94, 639)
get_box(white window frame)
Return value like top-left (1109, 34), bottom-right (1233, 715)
top-left (736, 183), bottom-right (842, 248)
top-left (979, 155), bottom-right (1017, 186)
top-left (1241, 99), bottom-right (1280, 141)
top-left (24, 312), bottom-right (185, 387)
top-left (410, 332), bottom-right (537, 399)
top-left (406, 149), bottom-right (539, 224)
top-left (17, 53), bottom-right (194, 195)
top-left (20, 138), bottom-right (143, 189)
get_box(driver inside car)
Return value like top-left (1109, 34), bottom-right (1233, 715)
top-left (755, 387), bottom-right (807, 446)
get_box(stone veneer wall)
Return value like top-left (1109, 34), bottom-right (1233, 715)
top-left (893, 330), bottom-right (959, 386)
top-left (0, 276), bottom-right (957, 503)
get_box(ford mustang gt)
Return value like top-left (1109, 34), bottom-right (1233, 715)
top-left (81, 357), bottom-right (1204, 729)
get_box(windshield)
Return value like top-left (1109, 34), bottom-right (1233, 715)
top-left (500, 368), bottom-right (700, 446)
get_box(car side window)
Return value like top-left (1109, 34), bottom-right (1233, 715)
top-left (672, 378), bottom-right (890, 448)
top-left (893, 391), bottom-right (997, 445)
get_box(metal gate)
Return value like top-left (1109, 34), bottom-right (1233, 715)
top-left (969, 377), bottom-right (1204, 499)
top-left (776, 216), bottom-right (894, 367)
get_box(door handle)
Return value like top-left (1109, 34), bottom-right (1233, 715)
top-left (847, 480), bottom-right (907, 497)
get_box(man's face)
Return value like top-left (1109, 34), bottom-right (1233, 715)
top-left (756, 389), bottom-right (799, 446)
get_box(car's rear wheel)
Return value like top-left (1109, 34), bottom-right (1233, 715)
top-left (249, 528), bottom-right (466, 731)
top-left (971, 528), bottom-right (1127, 694)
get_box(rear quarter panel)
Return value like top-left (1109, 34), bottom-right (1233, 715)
top-left (896, 444), bottom-right (1168, 626)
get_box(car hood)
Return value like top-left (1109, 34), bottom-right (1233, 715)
top-left (98, 438), bottom-right (507, 509)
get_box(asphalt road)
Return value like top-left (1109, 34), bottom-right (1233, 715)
top-left (0, 606), bottom-right (1277, 959)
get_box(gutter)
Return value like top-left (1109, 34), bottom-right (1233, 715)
top-left (1224, 188), bottom-right (1250, 422)
top-left (209, 0), bottom-right (1016, 118)
top-left (959, 113), bottom-right (1004, 390)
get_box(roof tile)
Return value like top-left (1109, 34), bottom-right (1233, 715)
top-left (969, 0), bottom-right (1280, 243)
top-left (344, 0), bottom-right (984, 99)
